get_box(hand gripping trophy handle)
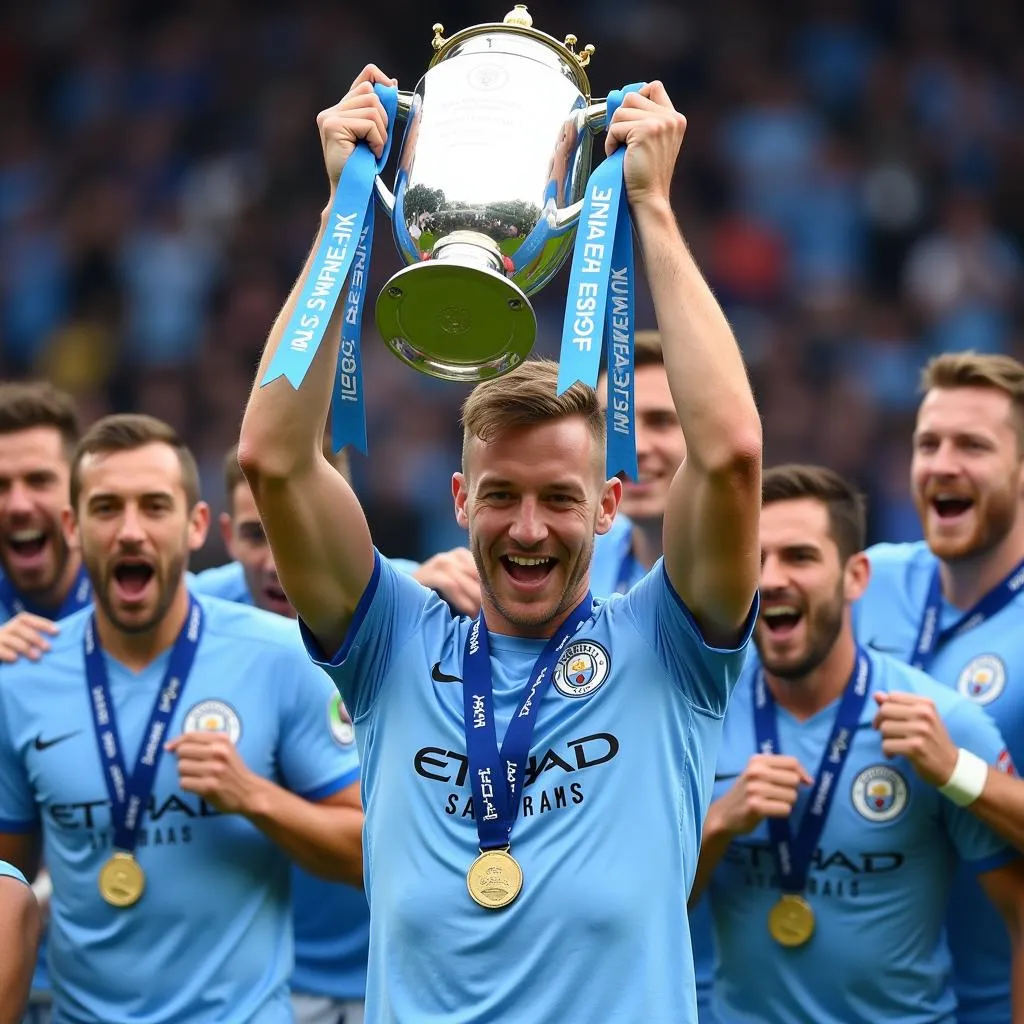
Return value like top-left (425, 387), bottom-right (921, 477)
top-left (370, 6), bottom-right (613, 383)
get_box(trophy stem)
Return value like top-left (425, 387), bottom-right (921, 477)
top-left (375, 231), bottom-right (536, 382)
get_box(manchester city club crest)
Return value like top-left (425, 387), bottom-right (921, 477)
top-left (851, 765), bottom-right (909, 823)
top-left (182, 699), bottom-right (242, 744)
top-left (553, 640), bottom-right (611, 699)
top-left (328, 693), bottom-right (356, 746)
top-left (957, 654), bottom-right (1006, 706)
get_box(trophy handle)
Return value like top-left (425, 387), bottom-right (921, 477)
top-left (551, 100), bottom-right (610, 230)
top-left (374, 90), bottom-right (416, 219)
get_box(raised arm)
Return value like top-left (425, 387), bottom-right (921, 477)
top-left (0, 870), bottom-right (40, 1024)
top-left (238, 65), bottom-right (395, 656)
top-left (611, 85), bottom-right (761, 645)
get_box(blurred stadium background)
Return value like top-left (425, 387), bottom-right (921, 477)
top-left (2, 0), bottom-right (1022, 567)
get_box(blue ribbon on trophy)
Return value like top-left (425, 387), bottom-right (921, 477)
top-left (557, 84), bottom-right (644, 482)
top-left (260, 84), bottom-right (399, 455)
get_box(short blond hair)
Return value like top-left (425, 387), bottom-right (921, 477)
top-left (460, 359), bottom-right (604, 469)
top-left (920, 351), bottom-right (1024, 448)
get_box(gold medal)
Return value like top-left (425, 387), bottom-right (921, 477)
top-left (768, 893), bottom-right (815, 947)
top-left (98, 852), bottom-right (145, 908)
top-left (466, 849), bottom-right (523, 910)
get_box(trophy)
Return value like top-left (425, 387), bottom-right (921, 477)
top-left (262, 3), bottom-right (638, 474)
top-left (373, 5), bottom-right (610, 382)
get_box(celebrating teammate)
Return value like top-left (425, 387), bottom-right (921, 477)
top-left (0, 415), bottom-right (362, 1022)
top-left (696, 464), bottom-right (1024, 1023)
top-left (858, 353), bottom-right (1024, 1024)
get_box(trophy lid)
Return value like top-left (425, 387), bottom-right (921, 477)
top-left (429, 5), bottom-right (596, 95)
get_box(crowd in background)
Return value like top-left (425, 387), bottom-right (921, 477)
top-left (2, 0), bottom-right (1023, 564)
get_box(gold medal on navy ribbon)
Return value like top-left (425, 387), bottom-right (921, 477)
top-left (98, 851), bottom-right (145, 908)
top-left (768, 893), bottom-right (815, 947)
top-left (467, 849), bottom-right (523, 910)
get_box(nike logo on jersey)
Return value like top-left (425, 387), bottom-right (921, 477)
top-left (431, 662), bottom-right (462, 683)
top-left (867, 640), bottom-right (904, 654)
top-left (33, 730), bottom-right (81, 751)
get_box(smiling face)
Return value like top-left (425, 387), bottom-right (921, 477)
top-left (221, 480), bottom-right (293, 618)
top-left (453, 416), bottom-right (620, 637)
top-left (0, 425), bottom-right (75, 602)
top-left (911, 386), bottom-right (1024, 562)
top-left (68, 442), bottom-right (208, 634)
top-left (756, 497), bottom-right (869, 680)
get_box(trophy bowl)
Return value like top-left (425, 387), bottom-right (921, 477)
top-left (373, 5), bottom-right (609, 382)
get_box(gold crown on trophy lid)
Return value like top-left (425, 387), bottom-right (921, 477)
top-left (431, 5), bottom-right (595, 77)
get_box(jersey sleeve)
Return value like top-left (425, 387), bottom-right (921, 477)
top-left (618, 560), bottom-right (758, 717)
top-left (0, 860), bottom-right (28, 885)
top-left (941, 699), bottom-right (1018, 874)
top-left (0, 675), bottom-right (38, 831)
top-left (276, 650), bottom-right (361, 801)
top-left (299, 550), bottom-right (437, 721)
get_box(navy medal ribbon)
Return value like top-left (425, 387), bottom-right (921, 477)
top-left (753, 652), bottom-right (871, 895)
top-left (462, 593), bottom-right (593, 851)
top-left (84, 598), bottom-right (203, 853)
top-left (911, 559), bottom-right (1024, 671)
top-left (0, 563), bottom-right (92, 620)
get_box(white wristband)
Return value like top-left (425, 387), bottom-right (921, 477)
top-left (31, 869), bottom-right (52, 904)
top-left (938, 748), bottom-right (989, 807)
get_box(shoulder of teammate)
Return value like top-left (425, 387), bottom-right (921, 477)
top-left (591, 513), bottom-right (634, 584)
top-left (864, 540), bottom-right (934, 588)
top-left (0, 606), bottom-right (90, 686)
top-left (189, 561), bottom-right (249, 603)
top-left (193, 592), bottom-right (301, 651)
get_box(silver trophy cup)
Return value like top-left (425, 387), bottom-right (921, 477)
top-left (373, 5), bottom-right (609, 381)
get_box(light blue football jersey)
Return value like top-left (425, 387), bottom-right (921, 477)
top-left (0, 564), bottom-right (92, 999)
top-left (191, 558), bottom-right (421, 606)
top-left (589, 513), bottom-right (638, 596)
top-left (192, 559), bottom-right (413, 1002)
top-left (857, 541), bottom-right (1024, 1024)
top-left (301, 551), bottom-right (755, 1023)
top-left (0, 858), bottom-right (27, 884)
top-left (190, 561), bottom-right (252, 605)
top-left (708, 649), bottom-right (1015, 1024)
top-left (286, 692), bottom-right (369, 1004)
top-left (0, 594), bottom-right (359, 1024)
top-left (591, 515), bottom-right (720, 1024)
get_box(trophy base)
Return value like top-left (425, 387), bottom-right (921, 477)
top-left (375, 240), bottom-right (536, 382)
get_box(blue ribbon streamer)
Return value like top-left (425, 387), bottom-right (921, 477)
top-left (84, 599), bottom-right (203, 854)
top-left (557, 84), bottom-right (644, 481)
top-left (262, 84), bottom-right (399, 455)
